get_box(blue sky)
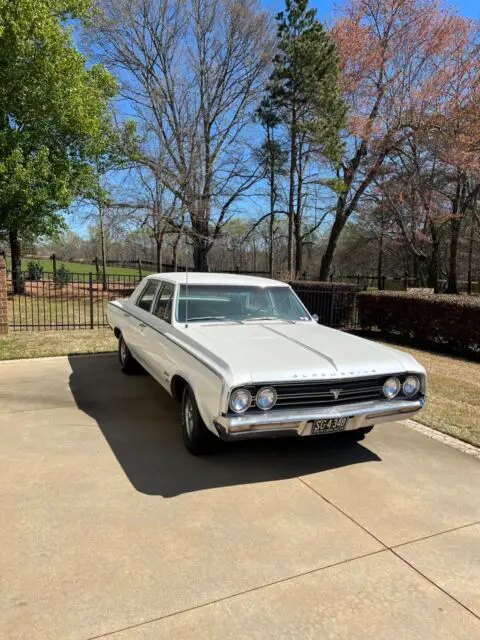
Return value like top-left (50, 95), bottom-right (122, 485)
top-left (264, 0), bottom-right (478, 19)
top-left (291, 0), bottom-right (478, 19)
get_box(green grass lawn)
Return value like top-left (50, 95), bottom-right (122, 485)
top-left (0, 329), bottom-right (116, 360)
top-left (5, 257), bottom-right (153, 277)
top-left (379, 342), bottom-right (479, 448)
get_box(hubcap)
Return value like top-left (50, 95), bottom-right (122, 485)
top-left (184, 395), bottom-right (194, 438)
top-left (120, 340), bottom-right (127, 364)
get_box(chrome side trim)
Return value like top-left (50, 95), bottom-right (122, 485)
top-left (111, 305), bottom-right (226, 381)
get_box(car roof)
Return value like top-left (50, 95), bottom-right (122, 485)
top-left (145, 272), bottom-right (288, 288)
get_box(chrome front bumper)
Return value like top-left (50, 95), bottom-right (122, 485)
top-left (214, 398), bottom-right (425, 440)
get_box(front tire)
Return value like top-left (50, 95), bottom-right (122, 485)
top-left (181, 385), bottom-right (218, 455)
top-left (118, 335), bottom-right (139, 375)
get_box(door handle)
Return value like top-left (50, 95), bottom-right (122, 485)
top-left (138, 322), bottom-right (146, 328)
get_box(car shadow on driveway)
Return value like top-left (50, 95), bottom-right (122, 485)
top-left (68, 354), bottom-right (381, 498)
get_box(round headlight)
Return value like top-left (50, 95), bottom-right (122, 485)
top-left (383, 377), bottom-right (401, 399)
top-left (403, 375), bottom-right (420, 397)
top-left (256, 387), bottom-right (277, 410)
top-left (230, 388), bottom-right (252, 413)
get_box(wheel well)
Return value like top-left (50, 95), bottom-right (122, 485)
top-left (171, 375), bottom-right (188, 402)
top-left (114, 327), bottom-right (121, 339)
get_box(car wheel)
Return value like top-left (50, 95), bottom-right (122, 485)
top-left (343, 426), bottom-right (374, 441)
top-left (118, 335), bottom-right (139, 374)
top-left (181, 385), bottom-right (218, 455)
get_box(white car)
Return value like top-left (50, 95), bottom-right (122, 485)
top-left (107, 273), bottom-right (426, 454)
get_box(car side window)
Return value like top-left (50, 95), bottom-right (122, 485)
top-left (152, 282), bottom-right (175, 323)
top-left (136, 281), bottom-right (159, 312)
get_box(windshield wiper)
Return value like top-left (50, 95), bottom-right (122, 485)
top-left (245, 316), bottom-right (296, 323)
top-left (187, 316), bottom-right (243, 324)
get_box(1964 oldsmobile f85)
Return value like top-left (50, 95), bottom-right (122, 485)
top-left (107, 273), bottom-right (426, 454)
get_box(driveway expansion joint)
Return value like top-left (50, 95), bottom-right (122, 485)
top-left (297, 476), bottom-right (387, 549)
top-left (84, 548), bottom-right (388, 640)
top-left (391, 520), bottom-right (480, 550)
top-left (297, 477), bottom-right (480, 625)
top-left (390, 548), bottom-right (480, 623)
top-left (299, 476), bottom-right (480, 559)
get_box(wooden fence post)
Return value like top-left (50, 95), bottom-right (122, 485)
top-left (0, 253), bottom-right (8, 335)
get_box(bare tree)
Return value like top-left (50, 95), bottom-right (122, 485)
top-left (88, 0), bottom-right (271, 270)
top-left (133, 168), bottom-right (182, 272)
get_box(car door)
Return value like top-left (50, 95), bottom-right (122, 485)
top-left (128, 279), bottom-right (161, 365)
top-left (140, 281), bottom-right (176, 390)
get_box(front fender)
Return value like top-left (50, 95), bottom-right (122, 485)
top-left (172, 366), bottom-right (225, 437)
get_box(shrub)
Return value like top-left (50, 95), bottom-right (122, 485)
top-left (290, 281), bottom-right (360, 327)
top-left (358, 291), bottom-right (480, 354)
top-left (55, 264), bottom-right (71, 286)
top-left (26, 260), bottom-right (43, 281)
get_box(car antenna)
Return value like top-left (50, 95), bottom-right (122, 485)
top-left (185, 261), bottom-right (189, 329)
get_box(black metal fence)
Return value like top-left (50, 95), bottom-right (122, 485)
top-left (7, 272), bottom-right (140, 331)
top-left (332, 273), bottom-right (480, 293)
top-left (6, 270), bottom-right (362, 331)
top-left (291, 284), bottom-right (361, 330)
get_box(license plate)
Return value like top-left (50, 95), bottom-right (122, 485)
top-left (310, 417), bottom-right (348, 435)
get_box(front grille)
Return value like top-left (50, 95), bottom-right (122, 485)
top-left (274, 378), bottom-right (385, 407)
top-left (228, 374), bottom-right (420, 414)
top-left (275, 376), bottom-right (385, 409)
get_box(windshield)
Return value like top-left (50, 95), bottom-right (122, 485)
top-left (176, 285), bottom-right (311, 323)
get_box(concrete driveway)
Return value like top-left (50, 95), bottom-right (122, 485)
top-left (1, 354), bottom-right (479, 640)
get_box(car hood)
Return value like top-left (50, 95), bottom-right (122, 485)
top-left (186, 322), bottom-right (425, 384)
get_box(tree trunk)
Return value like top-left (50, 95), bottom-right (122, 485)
top-left (98, 203), bottom-right (108, 291)
top-left (155, 237), bottom-right (162, 273)
top-left (190, 188), bottom-right (211, 271)
top-left (294, 215), bottom-right (302, 278)
top-left (172, 231), bottom-right (181, 272)
top-left (269, 143), bottom-right (275, 278)
top-left (193, 239), bottom-right (209, 271)
top-left (319, 211), bottom-right (347, 281)
top-left (9, 230), bottom-right (24, 295)
top-left (294, 147), bottom-right (303, 278)
top-left (427, 225), bottom-right (440, 293)
top-left (467, 213), bottom-right (475, 295)
top-left (446, 216), bottom-right (462, 294)
top-left (191, 213), bottom-right (210, 271)
top-left (413, 254), bottom-right (421, 287)
top-left (377, 229), bottom-right (384, 290)
top-left (287, 107), bottom-right (297, 279)
top-left (269, 211), bottom-right (274, 278)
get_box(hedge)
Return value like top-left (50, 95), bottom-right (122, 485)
top-left (358, 291), bottom-right (480, 354)
top-left (290, 281), bottom-right (360, 327)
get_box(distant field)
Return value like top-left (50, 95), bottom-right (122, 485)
top-left (5, 257), bottom-right (153, 277)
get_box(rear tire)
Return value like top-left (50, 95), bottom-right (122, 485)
top-left (181, 385), bottom-right (218, 455)
top-left (118, 335), bottom-right (139, 375)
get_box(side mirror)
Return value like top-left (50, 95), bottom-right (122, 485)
top-left (312, 314), bottom-right (319, 323)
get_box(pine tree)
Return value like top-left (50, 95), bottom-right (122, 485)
top-left (266, 0), bottom-right (346, 278)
